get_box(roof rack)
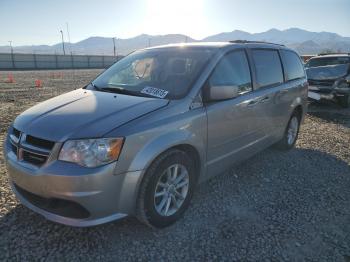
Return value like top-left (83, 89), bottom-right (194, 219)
top-left (229, 40), bottom-right (285, 46)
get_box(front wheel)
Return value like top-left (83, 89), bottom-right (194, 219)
top-left (136, 149), bottom-right (196, 228)
top-left (275, 112), bottom-right (301, 150)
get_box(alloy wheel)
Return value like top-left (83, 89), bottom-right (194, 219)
top-left (154, 164), bottom-right (189, 217)
top-left (287, 116), bottom-right (299, 145)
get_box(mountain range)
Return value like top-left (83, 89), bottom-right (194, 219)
top-left (1, 28), bottom-right (349, 56)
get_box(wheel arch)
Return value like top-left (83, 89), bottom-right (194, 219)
top-left (138, 143), bottom-right (203, 187)
top-left (132, 142), bottom-right (203, 217)
top-left (127, 129), bottom-right (206, 211)
top-left (290, 96), bottom-right (306, 123)
top-left (293, 104), bottom-right (303, 119)
top-left (167, 144), bottom-right (202, 181)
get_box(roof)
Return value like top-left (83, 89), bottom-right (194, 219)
top-left (228, 40), bottom-right (285, 46)
top-left (144, 42), bottom-right (231, 50)
top-left (144, 41), bottom-right (288, 51)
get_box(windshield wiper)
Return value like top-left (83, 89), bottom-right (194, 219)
top-left (90, 82), bottom-right (134, 95)
top-left (90, 83), bottom-right (157, 98)
top-left (97, 86), bottom-right (151, 98)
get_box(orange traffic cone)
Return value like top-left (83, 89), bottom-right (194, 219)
top-left (5, 74), bottom-right (15, 83)
top-left (35, 79), bottom-right (43, 88)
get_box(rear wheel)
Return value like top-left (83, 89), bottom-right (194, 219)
top-left (337, 95), bottom-right (350, 108)
top-left (275, 112), bottom-right (301, 150)
top-left (136, 149), bottom-right (195, 228)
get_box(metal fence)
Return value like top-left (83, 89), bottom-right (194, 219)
top-left (0, 53), bottom-right (122, 70)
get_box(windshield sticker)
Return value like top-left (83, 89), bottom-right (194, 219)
top-left (141, 86), bottom-right (168, 98)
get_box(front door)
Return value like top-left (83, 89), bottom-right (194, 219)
top-left (205, 50), bottom-right (266, 178)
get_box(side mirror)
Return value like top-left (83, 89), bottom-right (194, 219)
top-left (206, 85), bottom-right (239, 101)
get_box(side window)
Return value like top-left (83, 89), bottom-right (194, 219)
top-left (252, 49), bottom-right (284, 88)
top-left (281, 50), bottom-right (305, 81)
top-left (209, 51), bottom-right (252, 94)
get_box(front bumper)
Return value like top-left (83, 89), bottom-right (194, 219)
top-left (4, 138), bottom-right (142, 227)
top-left (308, 85), bottom-right (350, 101)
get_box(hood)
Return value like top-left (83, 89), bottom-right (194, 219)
top-left (306, 64), bottom-right (349, 80)
top-left (13, 89), bottom-right (169, 142)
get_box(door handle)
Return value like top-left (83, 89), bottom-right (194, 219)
top-left (247, 99), bottom-right (259, 106)
top-left (260, 96), bottom-right (270, 102)
top-left (247, 96), bottom-right (269, 106)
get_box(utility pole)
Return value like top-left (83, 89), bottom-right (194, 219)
top-left (66, 22), bottom-right (72, 54)
top-left (60, 30), bottom-right (66, 55)
top-left (8, 41), bottom-right (15, 68)
top-left (113, 37), bottom-right (116, 57)
top-left (8, 41), bottom-right (13, 54)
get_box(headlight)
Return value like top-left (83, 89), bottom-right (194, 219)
top-left (58, 138), bottom-right (124, 167)
top-left (346, 75), bottom-right (350, 84)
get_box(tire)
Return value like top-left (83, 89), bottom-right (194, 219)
top-left (136, 149), bottom-right (196, 228)
top-left (337, 95), bottom-right (350, 108)
top-left (275, 111), bottom-right (301, 150)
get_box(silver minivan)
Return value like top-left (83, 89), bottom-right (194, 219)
top-left (4, 42), bottom-right (308, 228)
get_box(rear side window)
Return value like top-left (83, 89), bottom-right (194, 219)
top-left (209, 51), bottom-right (252, 94)
top-left (252, 49), bottom-right (284, 88)
top-left (281, 50), bottom-right (305, 80)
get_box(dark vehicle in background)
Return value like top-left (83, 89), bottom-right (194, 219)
top-left (305, 54), bottom-right (350, 107)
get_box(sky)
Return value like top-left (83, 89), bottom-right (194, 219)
top-left (0, 0), bottom-right (349, 46)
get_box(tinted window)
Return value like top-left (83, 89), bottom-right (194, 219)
top-left (209, 51), bottom-right (252, 94)
top-left (282, 50), bottom-right (305, 80)
top-left (252, 49), bottom-right (284, 87)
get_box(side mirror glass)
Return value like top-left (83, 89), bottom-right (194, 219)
top-left (207, 85), bottom-right (239, 101)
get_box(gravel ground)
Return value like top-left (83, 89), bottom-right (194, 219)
top-left (0, 70), bottom-right (349, 261)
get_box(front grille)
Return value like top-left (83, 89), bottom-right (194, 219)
top-left (9, 128), bottom-right (56, 167)
top-left (26, 135), bottom-right (55, 150)
top-left (22, 151), bottom-right (47, 166)
top-left (14, 183), bottom-right (90, 219)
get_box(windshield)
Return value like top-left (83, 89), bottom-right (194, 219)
top-left (306, 63), bottom-right (350, 80)
top-left (306, 56), bottom-right (350, 68)
top-left (90, 48), bottom-right (214, 99)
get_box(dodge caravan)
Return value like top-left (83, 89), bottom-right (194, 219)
top-left (4, 42), bottom-right (308, 228)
